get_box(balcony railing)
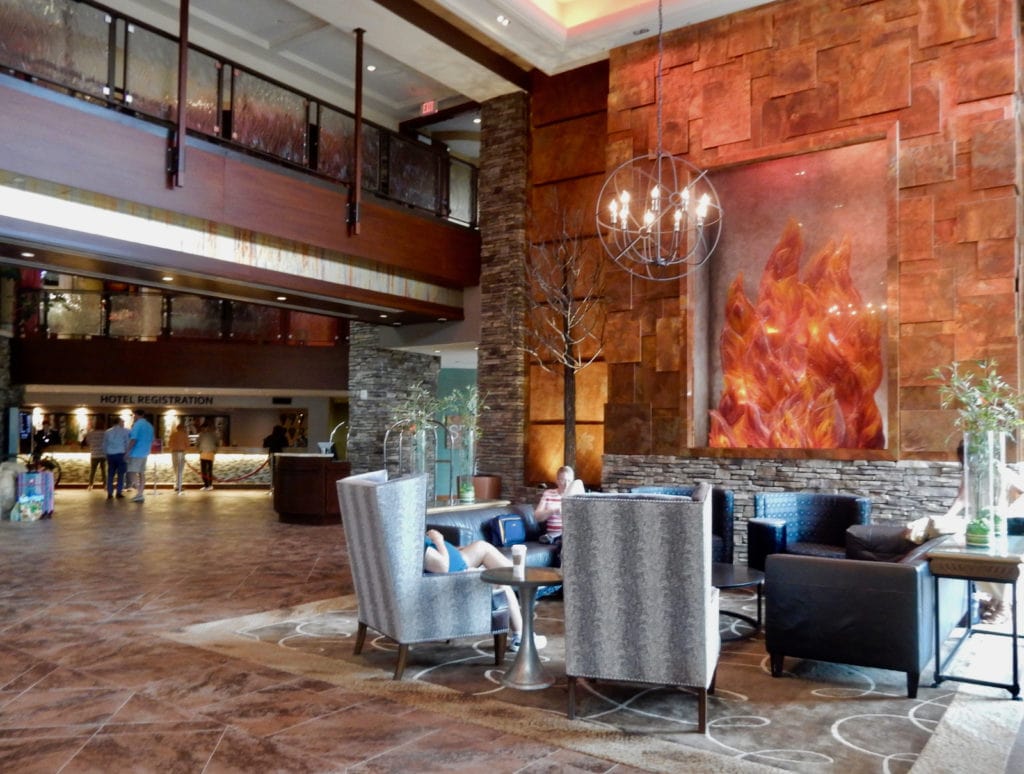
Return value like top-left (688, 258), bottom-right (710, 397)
top-left (20, 287), bottom-right (341, 346)
top-left (0, 0), bottom-right (478, 227)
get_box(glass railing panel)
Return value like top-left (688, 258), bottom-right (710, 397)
top-left (230, 302), bottom-right (283, 342)
top-left (109, 292), bottom-right (162, 340)
top-left (186, 48), bottom-right (221, 135)
top-left (0, 0), bottom-right (110, 100)
top-left (388, 134), bottom-right (438, 212)
top-left (232, 69), bottom-right (308, 165)
top-left (45, 291), bottom-right (103, 338)
top-left (449, 158), bottom-right (475, 226)
top-left (288, 311), bottom-right (337, 346)
top-left (122, 23), bottom-right (177, 121)
top-left (169, 295), bottom-right (223, 339)
top-left (318, 108), bottom-right (381, 192)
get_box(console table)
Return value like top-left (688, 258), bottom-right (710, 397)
top-left (272, 454), bottom-right (351, 525)
top-left (927, 535), bottom-right (1023, 699)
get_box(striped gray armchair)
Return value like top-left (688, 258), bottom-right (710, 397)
top-left (561, 488), bottom-right (720, 732)
top-left (336, 470), bottom-right (508, 679)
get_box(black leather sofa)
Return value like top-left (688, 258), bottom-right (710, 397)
top-left (425, 502), bottom-right (560, 568)
top-left (765, 523), bottom-right (970, 698)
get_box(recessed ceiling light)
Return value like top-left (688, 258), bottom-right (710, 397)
top-left (162, 275), bottom-right (174, 281)
top-left (379, 313), bottom-right (388, 318)
top-left (437, 317), bottom-right (447, 322)
top-left (473, 117), bottom-right (481, 124)
top-left (20, 251), bottom-right (35, 258)
top-left (496, 14), bottom-right (510, 26)
top-left (366, 64), bottom-right (376, 72)
top-left (276, 295), bottom-right (287, 301)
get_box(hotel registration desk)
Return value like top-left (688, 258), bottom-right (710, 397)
top-left (927, 535), bottom-right (1023, 699)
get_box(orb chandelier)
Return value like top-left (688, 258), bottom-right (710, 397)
top-left (596, 0), bottom-right (723, 282)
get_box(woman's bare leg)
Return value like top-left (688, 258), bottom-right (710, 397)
top-left (459, 540), bottom-right (512, 570)
top-left (458, 541), bottom-right (522, 634)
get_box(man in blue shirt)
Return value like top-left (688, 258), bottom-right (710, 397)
top-left (127, 408), bottom-right (155, 503)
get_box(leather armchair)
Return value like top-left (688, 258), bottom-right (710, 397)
top-left (632, 485), bottom-right (735, 564)
top-left (765, 525), bottom-right (969, 698)
top-left (562, 488), bottom-right (720, 732)
top-left (747, 492), bottom-right (871, 570)
top-left (336, 470), bottom-right (509, 679)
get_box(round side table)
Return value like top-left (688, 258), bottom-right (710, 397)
top-left (481, 566), bottom-right (562, 690)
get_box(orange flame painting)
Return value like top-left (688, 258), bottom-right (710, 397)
top-left (709, 218), bottom-right (885, 449)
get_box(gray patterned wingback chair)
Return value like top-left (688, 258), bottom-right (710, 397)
top-left (337, 470), bottom-right (508, 679)
top-left (561, 488), bottom-right (721, 733)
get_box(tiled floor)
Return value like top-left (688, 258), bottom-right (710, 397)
top-left (0, 488), bottom-right (643, 773)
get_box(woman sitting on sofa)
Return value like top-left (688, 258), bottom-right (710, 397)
top-left (423, 529), bottom-right (546, 653)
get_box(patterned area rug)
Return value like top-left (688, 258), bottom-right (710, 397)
top-left (171, 590), bottom-right (1024, 773)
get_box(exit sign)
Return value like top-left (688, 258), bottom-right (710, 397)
top-left (420, 100), bottom-right (437, 116)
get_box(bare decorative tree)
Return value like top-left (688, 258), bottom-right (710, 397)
top-left (519, 207), bottom-right (606, 470)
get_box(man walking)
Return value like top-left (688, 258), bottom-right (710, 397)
top-left (127, 408), bottom-right (154, 503)
top-left (103, 417), bottom-right (130, 500)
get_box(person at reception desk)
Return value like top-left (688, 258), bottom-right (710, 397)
top-left (127, 409), bottom-right (154, 503)
top-left (168, 422), bottom-right (189, 495)
top-left (103, 417), bottom-right (129, 499)
top-left (197, 423), bottom-right (218, 490)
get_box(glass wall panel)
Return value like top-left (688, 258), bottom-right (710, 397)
top-left (186, 49), bottom-right (221, 135)
top-left (109, 292), bottom-right (162, 340)
top-left (232, 70), bottom-right (307, 164)
top-left (449, 158), bottom-right (476, 225)
top-left (388, 135), bottom-right (438, 211)
top-left (123, 23), bottom-right (177, 121)
top-left (169, 295), bottom-right (222, 339)
top-left (0, 0), bottom-right (109, 99)
top-left (230, 302), bottom-right (283, 342)
top-left (45, 291), bottom-right (103, 338)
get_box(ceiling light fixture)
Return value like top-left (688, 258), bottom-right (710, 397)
top-left (366, 64), bottom-right (376, 72)
top-left (276, 295), bottom-right (287, 301)
top-left (161, 275), bottom-right (174, 281)
top-left (496, 15), bottom-right (510, 27)
top-left (596, 0), bottom-right (723, 281)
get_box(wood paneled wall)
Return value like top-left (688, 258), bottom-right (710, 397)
top-left (528, 0), bottom-right (1021, 479)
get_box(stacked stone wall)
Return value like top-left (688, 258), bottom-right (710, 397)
top-left (604, 454), bottom-right (962, 565)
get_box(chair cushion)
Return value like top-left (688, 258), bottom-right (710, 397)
top-left (846, 524), bottom-right (917, 562)
top-left (787, 541), bottom-right (846, 560)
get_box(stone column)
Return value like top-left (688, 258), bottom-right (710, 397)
top-left (477, 91), bottom-right (530, 502)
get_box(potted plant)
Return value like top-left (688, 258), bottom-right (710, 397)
top-left (442, 386), bottom-right (490, 503)
top-left (932, 359), bottom-right (1024, 546)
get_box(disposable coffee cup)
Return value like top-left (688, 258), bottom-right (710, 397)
top-left (511, 544), bottom-right (527, 579)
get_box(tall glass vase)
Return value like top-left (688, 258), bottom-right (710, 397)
top-left (457, 429), bottom-right (477, 504)
top-left (409, 427), bottom-right (428, 475)
top-left (963, 431), bottom-right (1007, 547)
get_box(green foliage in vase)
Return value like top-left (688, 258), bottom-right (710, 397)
top-left (391, 382), bottom-right (443, 431)
top-left (442, 386), bottom-right (489, 438)
top-left (931, 359), bottom-right (1024, 437)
